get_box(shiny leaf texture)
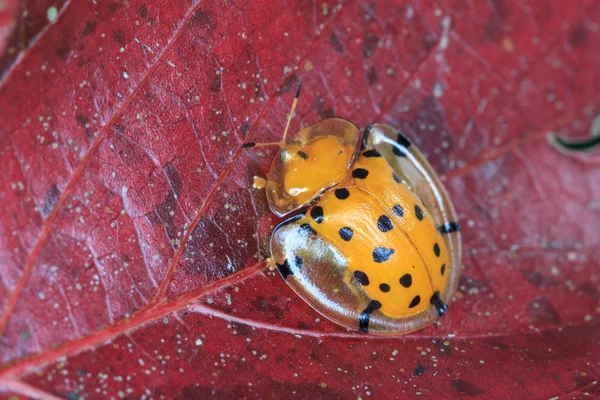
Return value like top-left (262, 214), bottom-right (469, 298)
top-left (0, 0), bottom-right (599, 399)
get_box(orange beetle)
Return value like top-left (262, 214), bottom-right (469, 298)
top-left (243, 82), bottom-right (461, 334)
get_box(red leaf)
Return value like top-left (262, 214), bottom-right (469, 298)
top-left (1, 0), bottom-right (599, 398)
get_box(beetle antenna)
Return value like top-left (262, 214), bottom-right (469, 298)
top-left (240, 78), bottom-right (302, 150)
top-left (281, 79), bottom-right (302, 144)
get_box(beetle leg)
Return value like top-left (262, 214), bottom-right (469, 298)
top-left (265, 257), bottom-right (276, 271)
top-left (252, 176), bottom-right (266, 189)
top-left (358, 300), bottom-right (382, 333)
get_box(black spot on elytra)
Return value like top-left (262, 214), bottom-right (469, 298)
top-left (210, 73), bottom-right (221, 93)
top-left (313, 97), bottom-right (334, 119)
top-left (366, 66), bottom-right (377, 85)
top-left (335, 188), bottom-right (350, 200)
top-left (433, 243), bottom-right (441, 257)
top-left (354, 270), bottom-right (370, 286)
top-left (339, 227), bottom-right (353, 241)
top-left (297, 151), bottom-right (308, 160)
top-left (399, 273), bottom-right (412, 288)
top-left (138, 5), bottom-right (149, 19)
top-left (329, 29), bottom-right (346, 54)
top-left (42, 184), bottom-right (61, 217)
top-left (377, 215), bottom-right (393, 232)
top-left (373, 247), bottom-right (394, 263)
top-left (310, 206), bottom-right (324, 223)
top-left (75, 114), bottom-right (93, 139)
top-left (362, 150), bottom-right (381, 157)
top-left (362, 33), bottom-right (379, 58)
top-left (409, 295), bottom-right (421, 308)
top-left (528, 296), bottom-right (560, 325)
top-left (111, 30), bottom-right (125, 44)
top-left (82, 21), bottom-right (97, 37)
top-left (379, 283), bottom-right (390, 293)
top-left (298, 223), bottom-right (316, 237)
top-left (570, 24), bottom-right (588, 47)
top-left (393, 204), bottom-right (404, 218)
top-left (413, 364), bottom-right (425, 377)
top-left (451, 379), bottom-right (482, 397)
top-left (352, 168), bottom-right (369, 179)
top-left (441, 264), bottom-right (446, 276)
top-left (415, 205), bottom-right (424, 221)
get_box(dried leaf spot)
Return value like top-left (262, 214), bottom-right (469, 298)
top-left (108, 3), bottom-right (122, 15)
top-left (189, 10), bottom-right (214, 33)
top-left (138, 5), bottom-right (149, 19)
top-left (210, 73), bottom-right (222, 93)
top-left (450, 379), bottom-right (483, 397)
top-left (329, 29), bottom-right (346, 54)
top-left (82, 21), bottom-right (97, 37)
top-left (111, 30), bottom-right (125, 44)
top-left (413, 364), bottom-right (425, 377)
top-left (570, 24), bottom-right (588, 47)
top-left (528, 296), bottom-right (561, 325)
top-left (164, 162), bottom-right (183, 196)
top-left (366, 66), bottom-right (377, 85)
top-left (313, 97), bottom-right (334, 119)
top-left (42, 184), bottom-right (61, 217)
top-left (362, 33), bottom-right (379, 58)
top-left (75, 114), bottom-right (93, 139)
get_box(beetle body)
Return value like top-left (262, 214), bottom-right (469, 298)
top-left (259, 118), bottom-right (461, 334)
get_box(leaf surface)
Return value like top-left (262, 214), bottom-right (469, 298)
top-left (0, 1), bottom-right (599, 398)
